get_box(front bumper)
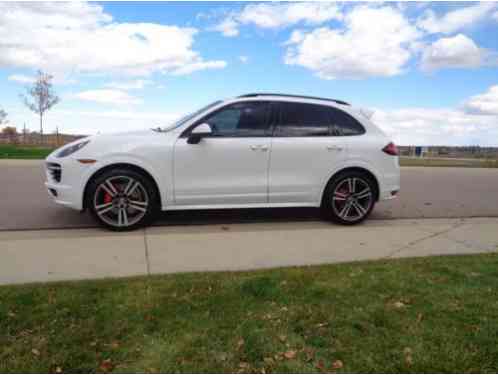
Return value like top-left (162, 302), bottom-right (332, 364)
top-left (44, 156), bottom-right (92, 211)
top-left (45, 181), bottom-right (82, 210)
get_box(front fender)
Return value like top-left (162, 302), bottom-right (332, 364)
top-left (78, 153), bottom-right (168, 210)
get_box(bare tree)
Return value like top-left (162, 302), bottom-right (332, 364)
top-left (0, 107), bottom-right (7, 126)
top-left (21, 70), bottom-right (60, 142)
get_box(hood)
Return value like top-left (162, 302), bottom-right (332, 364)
top-left (101, 129), bottom-right (156, 138)
top-left (84, 129), bottom-right (157, 144)
top-left (48, 129), bottom-right (162, 160)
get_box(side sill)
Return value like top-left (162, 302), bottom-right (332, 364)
top-left (162, 202), bottom-right (318, 211)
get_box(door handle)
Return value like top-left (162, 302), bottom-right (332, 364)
top-left (250, 145), bottom-right (269, 152)
top-left (326, 145), bottom-right (343, 151)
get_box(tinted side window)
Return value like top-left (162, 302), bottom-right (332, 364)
top-left (276, 102), bottom-right (331, 137)
top-left (329, 107), bottom-right (365, 136)
top-left (202, 102), bottom-right (270, 137)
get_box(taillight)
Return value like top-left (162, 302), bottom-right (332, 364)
top-left (382, 142), bottom-right (399, 156)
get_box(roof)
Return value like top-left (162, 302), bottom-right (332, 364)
top-left (237, 93), bottom-right (350, 106)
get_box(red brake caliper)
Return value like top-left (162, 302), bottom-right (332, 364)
top-left (104, 192), bottom-right (112, 204)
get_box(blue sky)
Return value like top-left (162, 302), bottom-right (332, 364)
top-left (0, 1), bottom-right (497, 145)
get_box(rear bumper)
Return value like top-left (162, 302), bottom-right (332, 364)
top-left (379, 170), bottom-right (400, 201)
top-left (379, 189), bottom-right (399, 200)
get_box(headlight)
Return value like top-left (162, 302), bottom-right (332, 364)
top-left (56, 140), bottom-right (90, 158)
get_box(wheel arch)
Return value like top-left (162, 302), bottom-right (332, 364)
top-left (321, 166), bottom-right (380, 205)
top-left (82, 163), bottom-right (162, 210)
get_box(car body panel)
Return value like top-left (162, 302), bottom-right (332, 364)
top-left (268, 136), bottom-right (349, 204)
top-left (44, 94), bottom-right (400, 214)
top-left (173, 136), bottom-right (271, 205)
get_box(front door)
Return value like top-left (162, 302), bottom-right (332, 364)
top-left (173, 101), bottom-right (272, 206)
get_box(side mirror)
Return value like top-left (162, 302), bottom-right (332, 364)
top-left (187, 123), bottom-right (212, 144)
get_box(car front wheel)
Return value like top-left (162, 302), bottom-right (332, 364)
top-left (87, 168), bottom-right (158, 231)
top-left (322, 171), bottom-right (376, 225)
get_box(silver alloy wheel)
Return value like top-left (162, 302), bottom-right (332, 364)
top-left (331, 177), bottom-right (373, 222)
top-left (93, 175), bottom-right (149, 228)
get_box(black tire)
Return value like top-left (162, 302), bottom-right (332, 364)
top-left (86, 168), bottom-right (159, 231)
top-left (321, 170), bottom-right (377, 225)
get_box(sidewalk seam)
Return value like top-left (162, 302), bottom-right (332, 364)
top-left (385, 219), bottom-right (466, 258)
top-left (143, 228), bottom-right (151, 275)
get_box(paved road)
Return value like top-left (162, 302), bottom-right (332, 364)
top-left (1, 160), bottom-right (498, 230)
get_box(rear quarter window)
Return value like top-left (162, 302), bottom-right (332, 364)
top-left (329, 107), bottom-right (365, 136)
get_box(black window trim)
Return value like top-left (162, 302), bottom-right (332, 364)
top-left (180, 100), bottom-right (275, 138)
top-left (180, 99), bottom-right (365, 138)
top-left (272, 100), bottom-right (366, 138)
top-left (272, 101), bottom-right (334, 138)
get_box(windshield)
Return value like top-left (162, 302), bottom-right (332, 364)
top-left (160, 100), bottom-right (222, 132)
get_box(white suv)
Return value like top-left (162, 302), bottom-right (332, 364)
top-left (45, 93), bottom-right (400, 230)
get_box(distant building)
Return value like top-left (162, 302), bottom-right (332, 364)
top-left (399, 146), bottom-right (498, 159)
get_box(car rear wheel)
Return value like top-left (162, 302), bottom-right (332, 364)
top-left (322, 171), bottom-right (376, 225)
top-left (87, 168), bottom-right (158, 231)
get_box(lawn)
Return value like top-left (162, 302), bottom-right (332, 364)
top-left (0, 144), bottom-right (54, 159)
top-left (400, 156), bottom-right (498, 168)
top-left (1, 254), bottom-right (498, 373)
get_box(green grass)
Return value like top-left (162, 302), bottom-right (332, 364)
top-left (0, 144), bottom-right (54, 159)
top-left (2, 254), bottom-right (498, 373)
top-left (400, 156), bottom-right (498, 168)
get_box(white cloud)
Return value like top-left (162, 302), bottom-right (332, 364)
top-left (211, 16), bottom-right (239, 37)
top-left (0, 2), bottom-right (226, 76)
top-left (464, 85), bottom-right (498, 116)
top-left (370, 85), bottom-right (498, 146)
top-left (283, 30), bottom-right (305, 46)
top-left (7, 73), bottom-right (77, 85)
top-left (421, 34), bottom-right (483, 71)
top-left (239, 56), bottom-right (249, 63)
top-left (6, 105), bottom-right (181, 134)
top-left (8, 74), bottom-right (35, 84)
top-left (417, 2), bottom-right (497, 34)
top-left (284, 5), bottom-right (421, 79)
top-left (494, 10), bottom-right (498, 21)
top-left (75, 89), bottom-right (142, 105)
top-left (239, 2), bottom-right (343, 29)
top-left (373, 107), bottom-right (498, 146)
top-left (104, 79), bottom-right (152, 90)
top-left (212, 2), bottom-right (342, 37)
top-left (170, 60), bottom-right (227, 76)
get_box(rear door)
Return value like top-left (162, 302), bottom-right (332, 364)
top-left (268, 102), bottom-right (349, 204)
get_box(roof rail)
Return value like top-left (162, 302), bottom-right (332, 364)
top-left (237, 93), bottom-right (350, 106)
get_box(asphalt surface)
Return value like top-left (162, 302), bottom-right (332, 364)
top-left (1, 160), bottom-right (498, 231)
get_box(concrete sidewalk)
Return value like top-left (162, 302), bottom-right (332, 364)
top-left (1, 218), bottom-right (497, 285)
